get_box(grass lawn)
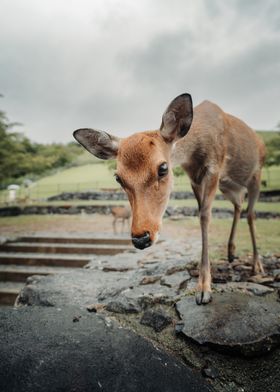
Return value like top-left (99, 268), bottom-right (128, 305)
top-left (0, 163), bottom-right (118, 202)
top-left (170, 199), bottom-right (280, 213)
top-left (165, 216), bottom-right (280, 260)
top-left (0, 161), bottom-right (279, 202)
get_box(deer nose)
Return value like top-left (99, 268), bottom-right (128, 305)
top-left (131, 232), bottom-right (151, 250)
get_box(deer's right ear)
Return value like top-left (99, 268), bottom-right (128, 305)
top-left (160, 93), bottom-right (193, 143)
top-left (73, 128), bottom-right (120, 160)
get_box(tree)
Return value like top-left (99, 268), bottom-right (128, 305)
top-left (265, 132), bottom-right (280, 167)
top-left (0, 107), bottom-right (83, 185)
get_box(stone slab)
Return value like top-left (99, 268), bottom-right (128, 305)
top-left (16, 270), bottom-right (135, 308)
top-left (160, 270), bottom-right (191, 290)
top-left (176, 292), bottom-right (280, 356)
top-left (213, 282), bottom-right (274, 296)
top-left (0, 306), bottom-right (212, 392)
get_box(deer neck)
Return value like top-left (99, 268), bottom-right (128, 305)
top-left (171, 134), bottom-right (194, 167)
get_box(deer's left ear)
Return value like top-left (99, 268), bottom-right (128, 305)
top-left (160, 93), bottom-right (193, 143)
top-left (73, 128), bottom-right (120, 160)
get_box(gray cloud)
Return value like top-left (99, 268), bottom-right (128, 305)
top-left (0, 0), bottom-right (279, 143)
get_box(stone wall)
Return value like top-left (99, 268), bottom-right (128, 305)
top-left (47, 191), bottom-right (196, 201)
top-left (1, 204), bottom-right (279, 219)
top-left (47, 190), bottom-right (280, 202)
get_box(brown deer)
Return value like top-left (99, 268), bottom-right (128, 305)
top-left (74, 93), bottom-right (265, 305)
top-left (111, 206), bottom-right (131, 234)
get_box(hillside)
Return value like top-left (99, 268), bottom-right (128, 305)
top-left (0, 130), bottom-right (279, 203)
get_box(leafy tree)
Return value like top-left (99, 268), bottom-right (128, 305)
top-left (0, 107), bottom-right (83, 185)
top-left (265, 132), bottom-right (280, 167)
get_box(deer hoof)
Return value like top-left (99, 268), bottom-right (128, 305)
top-left (252, 257), bottom-right (265, 275)
top-left (195, 291), bottom-right (212, 305)
top-left (228, 254), bottom-right (236, 263)
top-left (252, 265), bottom-right (265, 275)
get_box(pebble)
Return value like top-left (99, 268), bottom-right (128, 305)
top-left (140, 276), bottom-right (161, 285)
top-left (201, 365), bottom-right (219, 379)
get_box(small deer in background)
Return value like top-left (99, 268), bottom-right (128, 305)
top-left (111, 206), bottom-right (131, 234)
top-left (74, 93), bottom-right (265, 305)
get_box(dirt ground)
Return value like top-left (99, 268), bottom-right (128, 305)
top-left (1, 213), bottom-right (279, 261)
top-left (0, 214), bottom-right (199, 240)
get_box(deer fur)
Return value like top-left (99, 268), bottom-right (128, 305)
top-left (73, 93), bottom-right (265, 305)
top-left (111, 206), bottom-right (131, 234)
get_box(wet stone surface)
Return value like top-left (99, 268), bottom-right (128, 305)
top-left (0, 306), bottom-right (212, 392)
top-left (12, 236), bottom-right (280, 391)
top-left (176, 292), bottom-right (280, 356)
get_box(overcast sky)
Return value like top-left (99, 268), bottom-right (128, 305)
top-left (0, 0), bottom-right (279, 143)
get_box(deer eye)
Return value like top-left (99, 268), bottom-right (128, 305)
top-left (114, 174), bottom-right (124, 187)
top-left (158, 162), bottom-right (168, 178)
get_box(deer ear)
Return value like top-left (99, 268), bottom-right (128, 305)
top-left (160, 93), bottom-right (193, 143)
top-left (73, 128), bottom-right (120, 160)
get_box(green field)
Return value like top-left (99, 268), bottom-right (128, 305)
top-left (0, 129), bottom-right (279, 203)
top-left (0, 162), bottom-right (279, 205)
top-left (167, 217), bottom-right (280, 259)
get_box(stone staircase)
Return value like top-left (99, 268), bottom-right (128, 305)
top-left (0, 235), bottom-right (132, 305)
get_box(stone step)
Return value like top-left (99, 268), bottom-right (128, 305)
top-left (0, 265), bottom-right (76, 282)
top-left (0, 242), bottom-right (132, 255)
top-left (0, 282), bottom-right (22, 305)
top-left (0, 253), bottom-right (91, 268)
top-left (17, 235), bottom-right (132, 246)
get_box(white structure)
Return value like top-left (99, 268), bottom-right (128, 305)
top-left (7, 184), bottom-right (20, 204)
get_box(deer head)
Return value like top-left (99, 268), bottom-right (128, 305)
top-left (73, 93), bottom-right (193, 249)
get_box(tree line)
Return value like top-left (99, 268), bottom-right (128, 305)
top-left (1, 105), bottom-right (279, 186)
top-left (0, 109), bottom-right (82, 187)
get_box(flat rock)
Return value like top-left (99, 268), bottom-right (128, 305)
top-left (160, 270), bottom-right (191, 290)
top-left (214, 282), bottom-right (274, 296)
top-left (139, 257), bottom-right (194, 277)
top-left (176, 292), bottom-right (280, 356)
top-left (248, 274), bottom-right (274, 285)
top-left (0, 306), bottom-right (212, 392)
top-left (140, 309), bottom-right (172, 332)
top-left (268, 282), bottom-right (280, 289)
top-left (17, 269), bottom-right (135, 307)
top-left (113, 285), bottom-right (178, 309)
top-left (88, 252), bottom-right (141, 272)
top-left (106, 296), bottom-right (141, 314)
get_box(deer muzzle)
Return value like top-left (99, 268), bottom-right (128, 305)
top-left (131, 231), bottom-right (151, 250)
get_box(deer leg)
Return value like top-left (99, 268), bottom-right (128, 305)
top-left (113, 217), bottom-right (117, 234)
top-left (121, 218), bottom-right (125, 234)
top-left (191, 183), bottom-right (202, 211)
top-left (247, 174), bottom-right (264, 274)
top-left (195, 175), bottom-right (218, 305)
top-left (127, 217), bottom-right (131, 233)
top-left (228, 204), bottom-right (241, 262)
